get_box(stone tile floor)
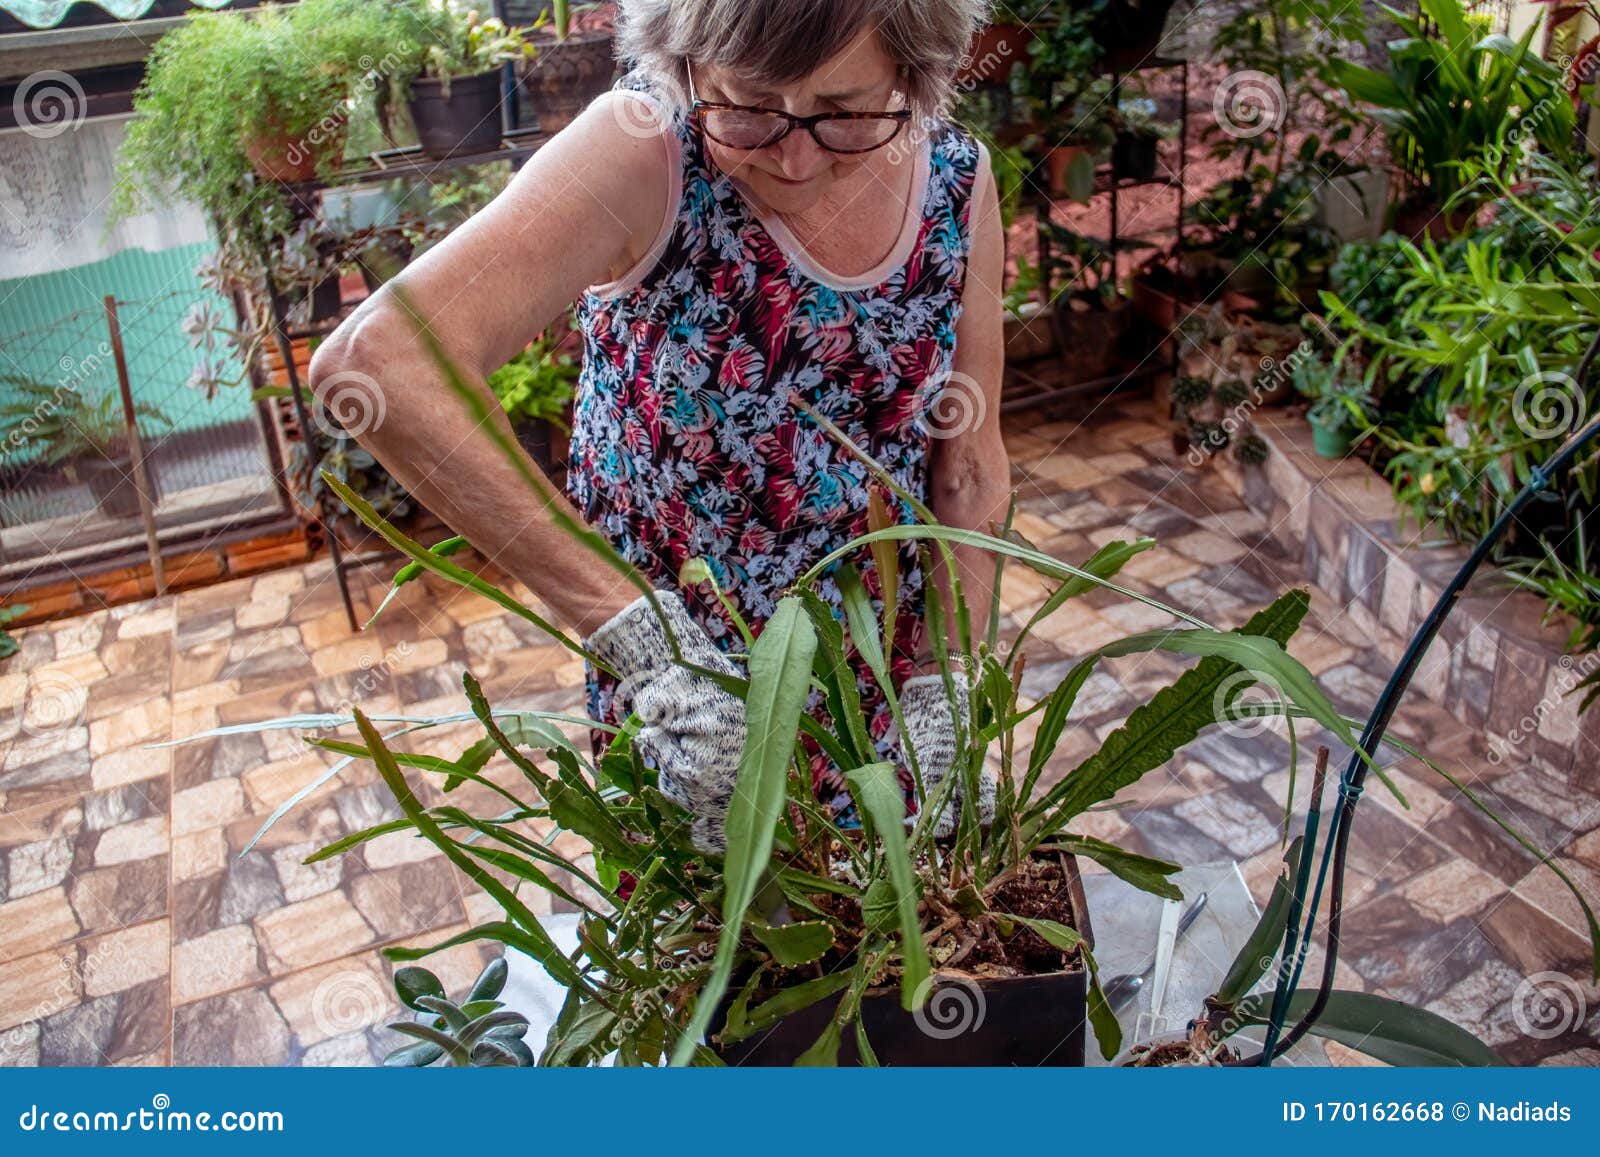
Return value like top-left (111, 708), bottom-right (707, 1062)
top-left (3, 398), bottom-right (1599, 1066)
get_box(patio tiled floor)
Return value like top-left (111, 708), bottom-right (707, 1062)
top-left (3, 397), bottom-right (1599, 1065)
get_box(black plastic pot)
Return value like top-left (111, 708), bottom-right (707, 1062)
top-left (517, 31), bottom-right (617, 134)
top-left (711, 854), bottom-right (1094, 1066)
top-left (1112, 133), bottom-right (1159, 181)
top-left (408, 70), bottom-right (504, 159)
top-left (79, 454), bottom-right (159, 519)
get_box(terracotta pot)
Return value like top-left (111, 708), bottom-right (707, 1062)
top-left (518, 30), bottom-right (617, 135)
top-left (1045, 143), bottom-right (1098, 199)
top-left (957, 21), bottom-right (1029, 86)
top-left (244, 114), bottom-right (348, 184)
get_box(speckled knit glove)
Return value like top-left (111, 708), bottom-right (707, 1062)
top-left (585, 590), bottom-right (744, 855)
top-left (898, 671), bottom-right (996, 839)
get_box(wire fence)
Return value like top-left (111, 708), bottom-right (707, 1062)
top-left (0, 279), bottom-right (285, 573)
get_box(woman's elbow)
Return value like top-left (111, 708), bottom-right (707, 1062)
top-left (308, 304), bottom-right (404, 420)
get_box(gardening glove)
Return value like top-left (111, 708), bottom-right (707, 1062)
top-left (897, 671), bottom-right (996, 839)
top-left (585, 590), bottom-right (744, 856)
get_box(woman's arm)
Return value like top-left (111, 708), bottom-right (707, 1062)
top-left (308, 92), bottom-right (674, 636)
top-left (926, 144), bottom-right (1009, 659)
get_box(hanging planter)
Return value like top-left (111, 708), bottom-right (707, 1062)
top-left (408, 69), bottom-right (505, 159)
top-left (1112, 132), bottom-right (1159, 180)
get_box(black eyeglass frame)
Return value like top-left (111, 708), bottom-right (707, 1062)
top-left (685, 66), bottom-right (913, 155)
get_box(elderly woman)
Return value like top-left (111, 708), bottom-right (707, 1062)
top-left (311, 0), bottom-right (1008, 852)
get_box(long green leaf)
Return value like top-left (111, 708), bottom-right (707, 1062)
top-left (1234, 989), bottom-right (1504, 1066)
top-left (670, 597), bottom-right (817, 1066)
top-left (1026, 591), bottom-right (1310, 831)
top-left (1215, 838), bottom-right (1304, 1005)
top-left (847, 761), bottom-right (933, 1009)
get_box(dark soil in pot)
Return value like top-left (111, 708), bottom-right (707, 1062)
top-left (711, 853), bottom-right (1094, 1066)
top-left (518, 31), bottom-right (617, 135)
top-left (409, 70), bottom-right (504, 159)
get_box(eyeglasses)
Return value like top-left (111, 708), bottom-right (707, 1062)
top-left (686, 63), bottom-right (912, 155)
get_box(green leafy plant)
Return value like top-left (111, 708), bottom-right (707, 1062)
top-left (0, 603), bottom-right (28, 662)
top-left (0, 374), bottom-right (171, 475)
top-left (384, 959), bottom-right (534, 1066)
top-left (488, 327), bottom-right (579, 429)
top-left (1292, 356), bottom-right (1376, 436)
top-left (1330, 0), bottom-right (1574, 210)
top-left (181, 292), bottom-right (1599, 1069)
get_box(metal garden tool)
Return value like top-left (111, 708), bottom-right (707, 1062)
top-left (1134, 895), bottom-right (1184, 1043)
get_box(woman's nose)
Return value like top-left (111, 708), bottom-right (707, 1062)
top-left (771, 127), bottom-right (827, 178)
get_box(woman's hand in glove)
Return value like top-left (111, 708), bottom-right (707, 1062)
top-left (897, 670), bottom-right (996, 839)
top-left (584, 590), bottom-right (744, 854)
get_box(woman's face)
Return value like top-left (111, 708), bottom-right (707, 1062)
top-left (693, 26), bottom-right (907, 215)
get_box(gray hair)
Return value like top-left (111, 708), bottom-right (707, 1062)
top-left (615, 0), bottom-right (991, 117)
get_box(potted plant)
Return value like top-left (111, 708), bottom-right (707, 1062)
top-left (1044, 226), bottom-right (1149, 379)
top-left (383, 1), bottom-right (538, 159)
top-left (383, 959), bottom-right (537, 1066)
top-left (1111, 92), bottom-right (1175, 182)
top-left (956, 1), bottom-right (1035, 88)
top-left (1012, 5), bottom-right (1108, 203)
top-left (488, 321), bottom-right (580, 478)
top-left (1089, 0), bottom-right (1185, 71)
top-left (1329, 0), bottom-right (1573, 234)
top-left (1293, 356), bottom-right (1375, 458)
top-left (0, 375), bottom-right (170, 519)
top-left (518, 1), bottom-right (617, 135)
top-left (182, 298), bottom-right (1598, 1067)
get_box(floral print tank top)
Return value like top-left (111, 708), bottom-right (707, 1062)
top-left (568, 73), bottom-right (982, 813)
